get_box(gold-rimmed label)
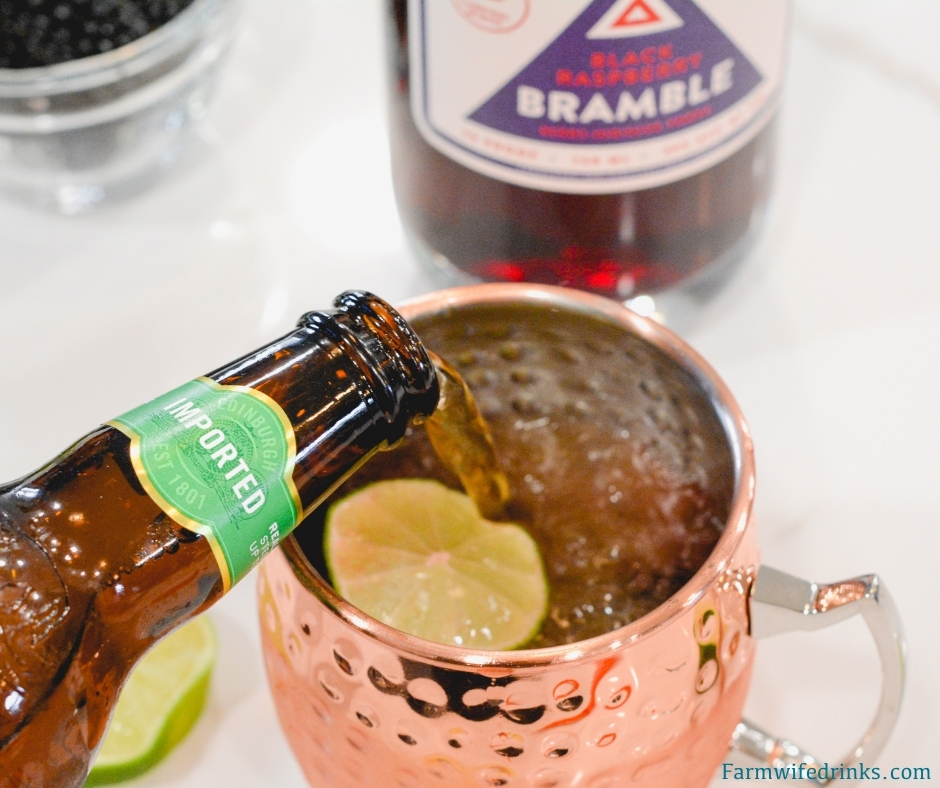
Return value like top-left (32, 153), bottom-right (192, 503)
top-left (110, 377), bottom-right (301, 591)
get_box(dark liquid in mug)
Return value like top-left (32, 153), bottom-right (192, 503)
top-left (296, 303), bottom-right (735, 648)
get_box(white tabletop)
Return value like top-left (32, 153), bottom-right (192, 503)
top-left (1, 0), bottom-right (937, 785)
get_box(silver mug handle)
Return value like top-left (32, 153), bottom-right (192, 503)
top-left (730, 567), bottom-right (906, 785)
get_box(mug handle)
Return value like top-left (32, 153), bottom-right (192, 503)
top-left (730, 566), bottom-right (906, 785)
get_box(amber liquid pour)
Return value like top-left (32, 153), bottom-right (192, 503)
top-left (387, 0), bottom-right (775, 298)
top-left (424, 352), bottom-right (509, 522)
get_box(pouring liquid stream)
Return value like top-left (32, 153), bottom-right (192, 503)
top-left (424, 352), bottom-right (510, 522)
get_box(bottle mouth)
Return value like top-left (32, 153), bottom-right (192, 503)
top-left (298, 291), bottom-right (441, 442)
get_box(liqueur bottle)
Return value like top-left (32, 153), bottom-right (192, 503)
top-left (0, 292), bottom-right (439, 788)
top-left (387, 0), bottom-right (789, 313)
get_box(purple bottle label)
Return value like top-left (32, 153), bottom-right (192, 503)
top-left (409, 0), bottom-right (789, 193)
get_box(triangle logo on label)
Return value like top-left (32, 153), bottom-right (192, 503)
top-left (587, 0), bottom-right (684, 39)
top-left (616, 1), bottom-right (660, 25)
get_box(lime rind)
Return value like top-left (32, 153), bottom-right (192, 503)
top-left (84, 616), bottom-right (217, 786)
top-left (324, 479), bottom-right (548, 650)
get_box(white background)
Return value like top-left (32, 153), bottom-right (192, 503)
top-left (0, 1), bottom-right (938, 785)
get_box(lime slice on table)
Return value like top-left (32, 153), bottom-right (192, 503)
top-left (85, 616), bottom-right (217, 786)
top-left (324, 479), bottom-right (548, 650)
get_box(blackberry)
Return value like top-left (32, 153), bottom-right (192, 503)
top-left (0, 0), bottom-right (197, 68)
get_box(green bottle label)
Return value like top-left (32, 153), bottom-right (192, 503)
top-left (110, 377), bottom-right (301, 590)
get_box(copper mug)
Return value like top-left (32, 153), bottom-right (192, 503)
top-left (257, 285), bottom-right (905, 788)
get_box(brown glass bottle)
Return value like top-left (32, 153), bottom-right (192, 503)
top-left (0, 292), bottom-right (439, 788)
top-left (386, 0), bottom-right (777, 301)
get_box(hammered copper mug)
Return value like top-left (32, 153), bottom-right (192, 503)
top-left (257, 284), bottom-right (905, 788)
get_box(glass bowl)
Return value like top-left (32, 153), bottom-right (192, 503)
top-left (0, 0), bottom-right (242, 213)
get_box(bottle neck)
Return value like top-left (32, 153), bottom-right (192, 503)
top-left (207, 291), bottom-right (440, 515)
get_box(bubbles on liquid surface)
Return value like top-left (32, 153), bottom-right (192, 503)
top-left (304, 304), bottom-right (733, 648)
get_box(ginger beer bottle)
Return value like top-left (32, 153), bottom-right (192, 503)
top-left (0, 292), bottom-right (439, 788)
top-left (387, 0), bottom-right (790, 315)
